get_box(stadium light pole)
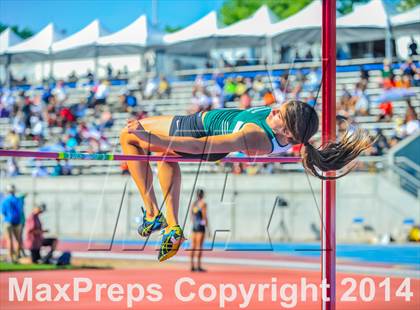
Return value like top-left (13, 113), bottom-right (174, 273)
top-left (321, 0), bottom-right (336, 310)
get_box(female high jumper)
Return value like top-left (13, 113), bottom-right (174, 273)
top-left (120, 100), bottom-right (370, 262)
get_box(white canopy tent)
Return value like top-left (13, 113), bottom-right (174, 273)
top-left (269, 0), bottom-right (391, 44)
top-left (97, 15), bottom-right (164, 55)
top-left (336, 0), bottom-right (389, 42)
top-left (269, 0), bottom-right (322, 44)
top-left (391, 5), bottom-right (420, 36)
top-left (6, 23), bottom-right (63, 62)
top-left (216, 5), bottom-right (279, 63)
top-left (52, 19), bottom-right (109, 58)
top-left (0, 28), bottom-right (22, 85)
top-left (391, 6), bottom-right (420, 59)
top-left (163, 11), bottom-right (220, 54)
top-left (337, 0), bottom-right (393, 59)
top-left (217, 5), bottom-right (278, 42)
top-left (0, 28), bottom-right (22, 54)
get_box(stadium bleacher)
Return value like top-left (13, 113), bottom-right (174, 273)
top-left (1, 59), bottom-right (419, 176)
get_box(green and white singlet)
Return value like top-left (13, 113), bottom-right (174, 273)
top-left (202, 107), bottom-right (291, 154)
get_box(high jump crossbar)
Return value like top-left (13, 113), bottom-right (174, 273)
top-left (0, 150), bottom-right (301, 164)
top-left (322, 1), bottom-right (336, 310)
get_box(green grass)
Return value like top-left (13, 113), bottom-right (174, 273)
top-left (0, 261), bottom-right (110, 272)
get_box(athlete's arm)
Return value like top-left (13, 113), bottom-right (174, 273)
top-left (127, 121), bottom-right (271, 155)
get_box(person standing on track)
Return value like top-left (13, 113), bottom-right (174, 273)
top-left (1, 184), bottom-right (25, 263)
top-left (190, 189), bottom-right (208, 272)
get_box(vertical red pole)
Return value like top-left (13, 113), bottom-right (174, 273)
top-left (321, 0), bottom-right (336, 310)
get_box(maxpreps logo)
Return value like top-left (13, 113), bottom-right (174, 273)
top-left (8, 277), bottom-right (162, 308)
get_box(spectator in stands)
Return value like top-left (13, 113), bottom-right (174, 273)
top-left (360, 68), bottom-right (369, 86)
top-left (85, 70), bottom-right (95, 83)
top-left (220, 56), bottom-right (232, 68)
top-left (194, 74), bottom-right (206, 89)
top-left (32, 161), bottom-right (49, 177)
top-left (68, 71), bottom-right (78, 83)
top-left (106, 63), bottom-right (113, 79)
top-left (223, 78), bottom-right (236, 102)
top-left (338, 85), bottom-right (352, 116)
top-left (401, 58), bottom-right (417, 82)
top-left (209, 82), bottom-right (223, 109)
top-left (62, 160), bottom-right (72, 175)
top-left (305, 68), bottom-right (321, 92)
top-left (98, 106), bottom-right (114, 130)
top-left (62, 132), bottom-right (78, 151)
top-left (369, 128), bottom-right (390, 156)
top-left (235, 76), bottom-right (247, 98)
top-left (12, 111), bottom-right (26, 136)
top-left (6, 157), bottom-right (20, 177)
top-left (239, 89), bottom-right (252, 109)
top-left (408, 37), bottom-right (418, 57)
top-left (252, 75), bottom-right (266, 99)
top-left (120, 161), bottom-right (129, 175)
top-left (94, 80), bottom-right (110, 105)
top-left (382, 59), bottom-right (392, 80)
top-left (119, 89), bottom-right (137, 112)
top-left (157, 75), bottom-right (171, 99)
top-left (26, 203), bottom-right (58, 264)
top-left (236, 55), bottom-right (249, 67)
top-left (279, 73), bottom-right (290, 94)
top-left (4, 129), bottom-right (20, 149)
top-left (50, 159), bottom-right (71, 176)
top-left (403, 99), bottom-right (420, 137)
top-left (51, 160), bottom-right (64, 176)
top-left (211, 72), bottom-right (225, 108)
top-left (290, 77), bottom-right (303, 100)
top-left (52, 80), bottom-right (68, 104)
top-left (394, 75), bottom-right (410, 88)
top-left (1, 184), bottom-right (25, 263)
top-left (0, 90), bottom-right (15, 117)
top-left (29, 115), bottom-right (45, 143)
top-left (144, 77), bottom-right (157, 99)
top-left (41, 84), bottom-right (53, 104)
top-left (123, 65), bottom-right (129, 77)
top-left (263, 89), bottom-right (276, 106)
top-left (45, 94), bottom-right (59, 127)
top-left (190, 87), bottom-right (212, 113)
top-left (273, 83), bottom-right (286, 104)
top-left (378, 100), bottom-right (393, 121)
top-left (305, 50), bottom-right (313, 61)
top-left (351, 82), bottom-right (370, 116)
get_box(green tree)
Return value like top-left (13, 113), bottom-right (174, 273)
top-left (398, 0), bottom-right (420, 11)
top-left (0, 23), bottom-right (34, 39)
top-left (220, 0), bottom-right (311, 26)
top-left (336, 0), bottom-right (370, 15)
top-left (164, 25), bottom-right (183, 33)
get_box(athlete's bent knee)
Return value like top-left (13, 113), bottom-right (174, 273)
top-left (119, 127), bottom-right (130, 144)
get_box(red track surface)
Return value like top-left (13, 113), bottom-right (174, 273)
top-left (1, 266), bottom-right (419, 310)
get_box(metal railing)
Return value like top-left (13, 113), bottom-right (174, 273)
top-left (393, 157), bottom-right (420, 197)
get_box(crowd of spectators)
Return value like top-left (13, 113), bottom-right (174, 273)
top-left (0, 57), bottom-right (419, 176)
top-left (0, 77), bottom-right (127, 176)
top-left (185, 58), bottom-right (419, 174)
top-left (335, 58), bottom-right (419, 160)
top-left (188, 67), bottom-right (321, 114)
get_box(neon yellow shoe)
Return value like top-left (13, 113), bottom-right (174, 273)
top-left (158, 225), bottom-right (185, 262)
top-left (137, 208), bottom-right (167, 237)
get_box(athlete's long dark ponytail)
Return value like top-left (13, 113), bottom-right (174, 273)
top-left (283, 100), bottom-right (371, 180)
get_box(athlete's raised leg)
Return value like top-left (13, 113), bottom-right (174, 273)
top-left (119, 115), bottom-right (173, 219)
